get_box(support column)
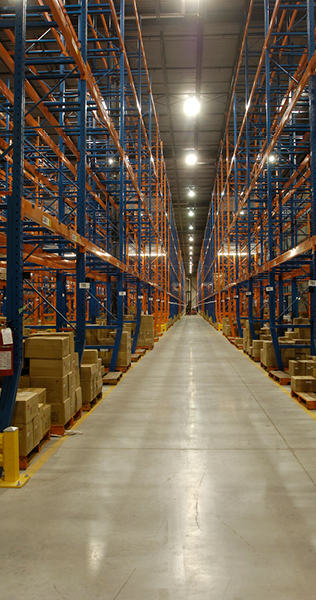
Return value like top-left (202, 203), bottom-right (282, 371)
top-left (0, 0), bottom-right (26, 431)
top-left (75, 0), bottom-right (88, 363)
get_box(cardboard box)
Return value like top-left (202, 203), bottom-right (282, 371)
top-left (12, 391), bottom-right (39, 424)
top-left (80, 363), bottom-right (97, 381)
top-left (33, 414), bottom-right (41, 446)
top-left (17, 422), bottom-right (33, 456)
top-left (96, 377), bottom-right (103, 395)
top-left (289, 360), bottom-right (304, 377)
top-left (68, 370), bottom-right (75, 397)
top-left (18, 375), bottom-right (30, 388)
top-left (81, 380), bottom-right (94, 404)
top-left (291, 376), bottom-right (316, 393)
top-left (75, 387), bottom-right (82, 412)
top-left (25, 336), bottom-right (70, 359)
top-left (22, 387), bottom-right (46, 405)
top-left (70, 393), bottom-right (75, 416)
top-left (42, 404), bottom-right (51, 435)
top-left (300, 360), bottom-right (315, 376)
top-left (50, 398), bottom-right (71, 425)
top-left (82, 349), bottom-right (98, 364)
top-left (30, 375), bottom-right (68, 403)
top-left (29, 331), bottom-right (75, 355)
top-left (29, 355), bottom-right (71, 378)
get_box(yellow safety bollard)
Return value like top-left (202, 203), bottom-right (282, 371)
top-left (161, 324), bottom-right (167, 333)
top-left (0, 427), bottom-right (30, 488)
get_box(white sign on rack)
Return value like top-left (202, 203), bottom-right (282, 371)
top-left (1, 328), bottom-right (13, 345)
top-left (79, 282), bottom-right (90, 289)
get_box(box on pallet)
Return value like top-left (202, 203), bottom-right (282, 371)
top-left (42, 404), bottom-right (51, 435)
top-left (30, 375), bottom-right (68, 403)
top-left (50, 398), bottom-right (71, 425)
top-left (12, 390), bottom-right (38, 424)
top-left (75, 387), bottom-right (82, 412)
top-left (291, 376), bottom-right (316, 393)
top-left (33, 414), bottom-right (41, 447)
top-left (17, 422), bottom-right (33, 456)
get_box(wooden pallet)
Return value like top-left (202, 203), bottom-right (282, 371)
top-left (103, 364), bottom-right (131, 373)
top-left (131, 353), bottom-right (141, 362)
top-left (251, 356), bottom-right (260, 363)
top-left (103, 371), bottom-right (122, 385)
top-left (51, 415), bottom-right (75, 436)
top-left (73, 407), bottom-right (82, 423)
top-left (135, 349), bottom-right (146, 356)
top-left (260, 362), bottom-right (278, 372)
top-left (268, 370), bottom-right (291, 385)
top-left (19, 430), bottom-right (51, 470)
top-left (82, 392), bottom-right (103, 412)
top-left (291, 390), bottom-right (316, 409)
top-left (139, 344), bottom-right (154, 350)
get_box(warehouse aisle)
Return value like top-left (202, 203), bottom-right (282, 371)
top-left (2, 316), bottom-right (316, 599)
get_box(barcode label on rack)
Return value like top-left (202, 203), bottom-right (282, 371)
top-left (42, 216), bottom-right (51, 227)
top-left (79, 282), bottom-right (90, 289)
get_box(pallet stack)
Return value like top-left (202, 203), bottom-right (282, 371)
top-left (99, 330), bottom-right (132, 369)
top-left (24, 332), bottom-right (82, 427)
top-left (138, 315), bottom-right (154, 349)
top-left (12, 388), bottom-right (51, 459)
top-left (80, 349), bottom-right (103, 408)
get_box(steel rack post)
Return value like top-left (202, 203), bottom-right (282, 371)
top-left (110, 0), bottom-right (125, 372)
top-left (233, 92), bottom-right (242, 336)
top-left (132, 33), bottom-right (143, 355)
top-left (75, 0), bottom-right (88, 364)
top-left (264, 0), bottom-right (283, 370)
top-left (307, 0), bottom-right (316, 356)
top-left (0, 0), bottom-right (26, 431)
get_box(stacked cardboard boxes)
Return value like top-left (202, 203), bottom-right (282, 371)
top-left (99, 329), bottom-right (132, 368)
top-left (80, 349), bottom-right (103, 405)
top-left (243, 320), bottom-right (261, 355)
top-left (25, 332), bottom-right (82, 425)
top-left (137, 315), bottom-right (154, 348)
top-left (12, 388), bottom-right (51, 456)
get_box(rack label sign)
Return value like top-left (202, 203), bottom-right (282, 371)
top-left (266, 287), bottom-right (274, 292)
top-left (309, 280), bottom-right (316, 287)
top-left (79, 282), bottom-right (90, 289)
top-left (246, 292), bottom-right (252, 296)
top-left (72, 234), bottom-right (78, 243)
top-left (119, 291), bottom-right (126, 296)
top-left (234, 295), bottom-right (239, 299)
top-left (42, 216), bottom-right (51, 227)
top-left (138, 295), bottom-right (144, 300)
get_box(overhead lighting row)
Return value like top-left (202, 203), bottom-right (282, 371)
top-left (184, 97), bottom-right (200, 274)
top-left (184, 97), bottom-right (200, 166)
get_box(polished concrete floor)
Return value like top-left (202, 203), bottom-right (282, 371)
top-left (1, 316), bottom-right (316, 599)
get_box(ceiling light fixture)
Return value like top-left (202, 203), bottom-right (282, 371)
top-left (184, 97), bottom-right (200, 117)
top-left (188, 189), bottom-right (195, 198)
top-left (189, 224), bottom-right (194, 230)
top-left (186, 152), bottom-right (197, 166)
top-left (268, 153), bottom-right (277, 163)
top-left (189, 236), bottom-right (194, 242)
top-left (188, 210), bottom-right (194, 217)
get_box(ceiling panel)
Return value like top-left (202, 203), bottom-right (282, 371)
top-left (135, 0), bottom-right (250, 276)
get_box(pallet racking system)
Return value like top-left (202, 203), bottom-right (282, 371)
top-left (0, 0), bottom-right (185, 430)
top-left (197, 0), bottom-right (316, 369)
